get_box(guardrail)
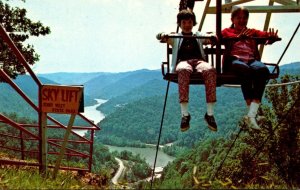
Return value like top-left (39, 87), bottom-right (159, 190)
top-left (0, 24), bottom-right (100, 173)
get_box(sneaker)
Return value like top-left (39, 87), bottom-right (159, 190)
top-left (204, 113), bottom-right (217, 131)
top-left (256, 115), bottom-right (266, 122)
top-left (243, 116), bottom-right (261, 130)
top-left (181, 114), bottom-right (191, 132)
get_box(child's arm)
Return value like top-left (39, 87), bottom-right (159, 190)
top-left (221, 28), bottom-right (237, 38)
top-left (156, 32), bottom-right (173, 45)
top-left (197, 32), bottom-right (217, 45)
top-left (241, 28), bottom-right (279, 44)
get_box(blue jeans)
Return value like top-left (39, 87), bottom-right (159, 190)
top-left (231, 59), bottom-right (270, 101)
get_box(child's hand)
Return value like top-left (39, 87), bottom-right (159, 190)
top-left (237, 28), bottom-right (255, 38)
top-left (266, 28), bottom-right (279, 44)
top-left (156, 32), bottom-right (165, 40)
top-left (267, 28), bottom-right (278, 38)
top-left (156, 32), bottom-right (175, 40)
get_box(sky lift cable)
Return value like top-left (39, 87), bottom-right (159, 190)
top-left (150, 81), bottom-right (170, 189)
top-left (223, 80), bottom-right (300, 88)
top-left (211, 127), bottom-right (243, 181)
top-left (270, 21), bottom-right (300, 75)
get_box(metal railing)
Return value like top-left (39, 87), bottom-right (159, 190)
top-left (0, 24), bottom-right (100, 172)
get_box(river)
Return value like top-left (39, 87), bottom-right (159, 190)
top-left (106, 145), bottom-right (175, 168)
top-left (74, 99), bottom-right (107, 136)
top-left (81, 99), bottom-right (175, 167)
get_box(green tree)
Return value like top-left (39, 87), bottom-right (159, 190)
top-left (264, 75), bottom-right (300, 188)
top-left (0, 0), bottom-right (50, 79)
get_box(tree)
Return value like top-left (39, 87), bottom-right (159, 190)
top-left (264, 75), bottom-right (300, 188)
top-left (0, 0), bottom-right (50, 80)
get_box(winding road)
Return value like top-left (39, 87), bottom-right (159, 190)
top-left (111, 157), bottom-right (125, 185)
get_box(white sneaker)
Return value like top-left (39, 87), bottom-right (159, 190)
top-left (243, 116), bottom-right (261, 130)
top-left (256, 115), bottom-right (266, 122)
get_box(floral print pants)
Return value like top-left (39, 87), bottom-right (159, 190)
top-left (176, 59), bottom-right (217, 103)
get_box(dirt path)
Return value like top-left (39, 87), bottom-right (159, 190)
top-left (111, 157), bottom-right (125, 185)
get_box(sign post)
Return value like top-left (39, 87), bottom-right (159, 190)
top-left (40, 84), bottom-right (83, 178)
top-left (40, 112), bottom-right (48, 176)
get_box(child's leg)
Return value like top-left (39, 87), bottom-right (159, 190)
top-left (180, 102), bottom-right (189, 116)
top-left (195, 60), bottom-right (218, 131)
top-left (176, 61), bottom-right (193, 131)
top-left (176, 61), bottom-right (193, 104)
top-left (195, 61), bottom-right (217, 104)
top-left (249, 60), bottom-right (270, 102)
top-left (231, 59), bottom-right (253, 100)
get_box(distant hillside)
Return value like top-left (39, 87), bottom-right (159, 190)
top-left (280, 62), bottom-right (300, 69)
top-left (84, 69), bottom-right (162, 99)
top-left (30, 63), bottom-right (299, 117)
top-left (83, 71), bottom-right (136, 99)
top-left (93, 62), bottom-right (299, 147)
top-left (0, 75), bottom-right (95, 124)
top-left (98, 78), bottom-right (177, 114)
top-left (97, 62), bottom-right (299, 113)
top-left (96, 85), bottom-right (246, 147)
top-left (3, 62), bottom-right (294, 146)
top-left (38, 72), bottom-right (102, 85)
top-left (280, 62), bottom-right (300, 75)
top-left (0, 75), bottom-right (57, 119)
top-left (37, 63), bottom-right (299, 102)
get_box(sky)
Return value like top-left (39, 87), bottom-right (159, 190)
top-left (9, 0), bottom-right (300, 74)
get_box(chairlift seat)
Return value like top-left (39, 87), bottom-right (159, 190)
top-left (162, 62), bottom-right (280, 86)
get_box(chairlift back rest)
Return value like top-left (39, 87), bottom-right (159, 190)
top-left (161, 36), bottom-right (280, 86)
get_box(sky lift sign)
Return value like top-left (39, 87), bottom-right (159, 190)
top-left (41, 85), bottom-right (84, 114)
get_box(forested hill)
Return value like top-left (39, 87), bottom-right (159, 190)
top-left (0, 75), bottom-right (56, 119)
top-left (36, 62), bottom-right (299, 101)
top-left (3, 63), bottom-right (297, 189)
top-left (37, 72), bottom-right (102, 85)
top-left (89, 63), bottom-right (299, 149)
top-left (84, 69), bottom-right (162, 99)
top-left (3, 63), bottom-right (297, 123)
top-left (280, 62), bottom-right (300, 75)
top-left (0, 75), bottom-right (94, 124)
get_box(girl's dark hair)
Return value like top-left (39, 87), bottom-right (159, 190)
top-left (230, 7), bottom-right (249, 28)
top-left (177, 9), bottom-right (197, 26)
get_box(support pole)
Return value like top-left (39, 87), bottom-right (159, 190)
top-left (88, 129), bottom-right (95, 172)
top-left (259, 0), bottom-right (275, 55)
top-left (216, 0), bottom-right (222, 74)
top-left (40, 112), bottom-right (48, 175)
top-left (52, 87), bottom-right (83, 178)
top-left (52, 113), bottom-right (77, 179)
top-left (20, 130), bottom-right (25, 160)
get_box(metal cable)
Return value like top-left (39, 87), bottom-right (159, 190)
top-left (211, 127), bottom-right (243, 180)
top-left (150, 81), bottom-right (170, 189)
top-left (222, 80), bottom-right (300, 88)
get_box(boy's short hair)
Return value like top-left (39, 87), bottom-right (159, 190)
top-left (177, 9), bottom-right (197, 26)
